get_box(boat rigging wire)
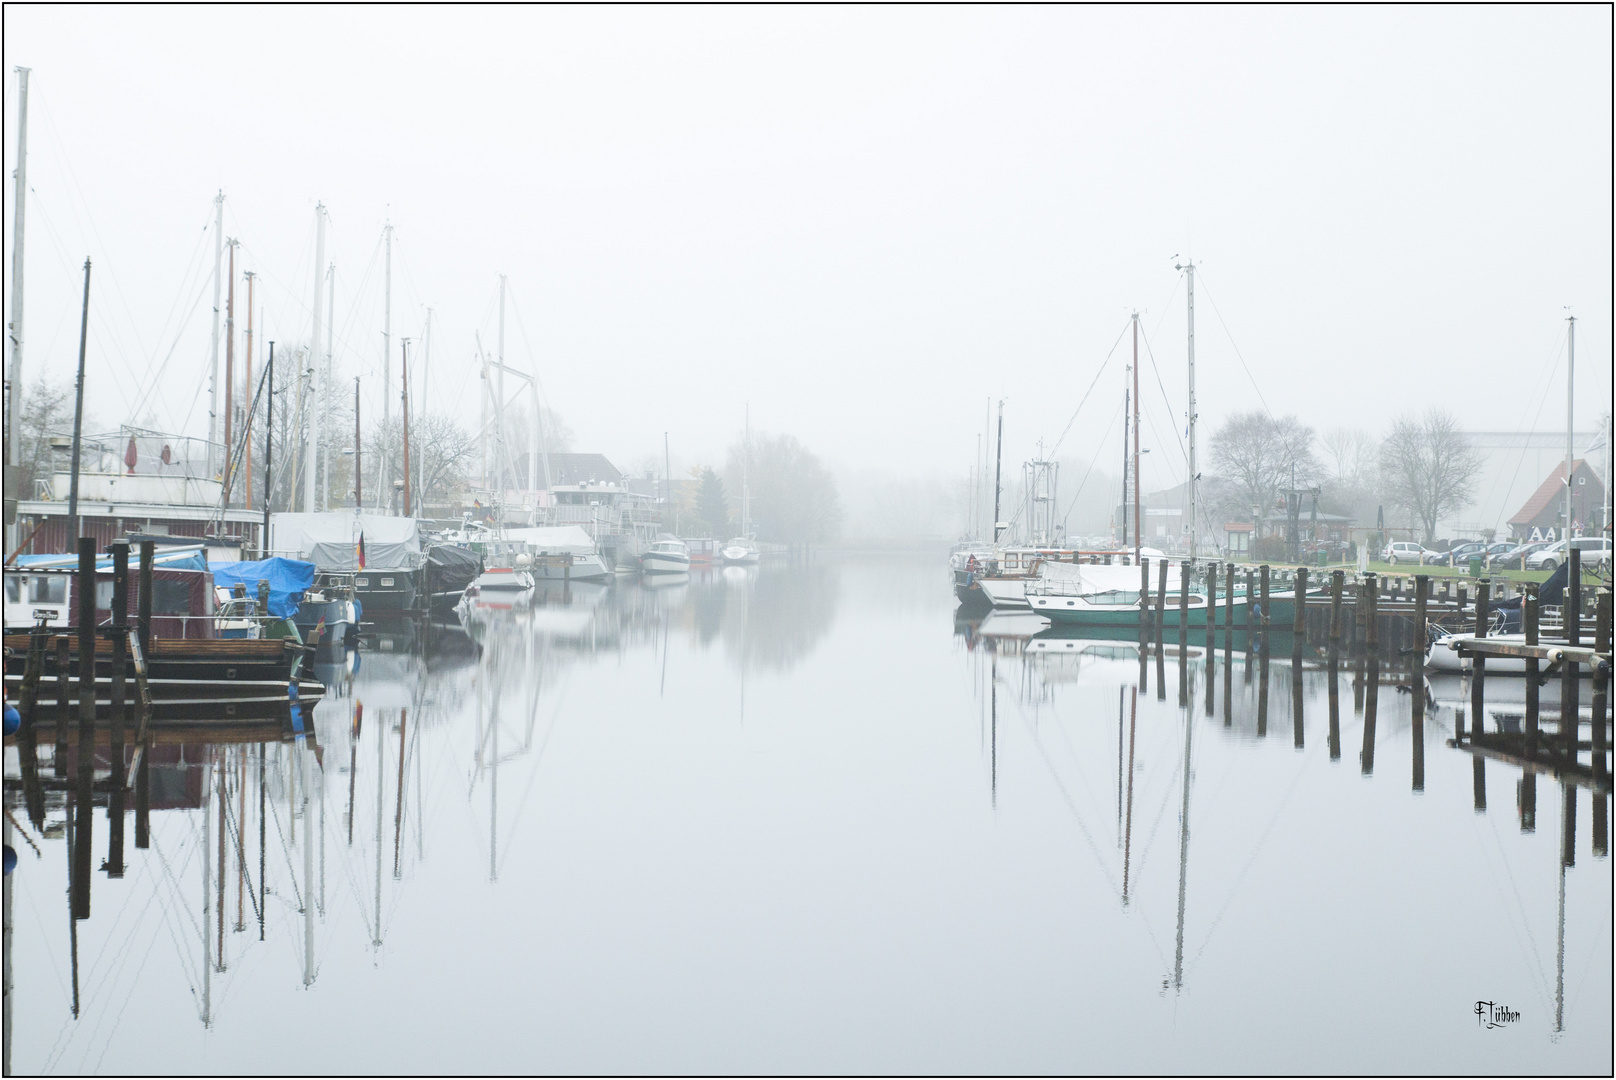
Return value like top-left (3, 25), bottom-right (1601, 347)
top-left (1046, 316), bottom-right (1132, 461)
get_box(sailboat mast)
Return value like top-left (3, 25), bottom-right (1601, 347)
top-left (495, 275), bottom-right (507, 520)
top-left (381, 224), bottom-right (393, 511)
top-left (992, 400), bottom-right (1004, 546)
top-left (401, 340), bottom-right (412, 518)
top-left (1132, 313), bottom-right (1141, 563)
top-left (263, 343), bottom-right (273, 546)
top-left (209, 193), bottom-right (223, 480)
top-left (243, 272), bottom-right (254, 510)
top-left (743, 404), bottom-right (750, 536)
top-left (67, 259), bottom-right (91, 542)
top-left (353, 377), bottom-right (362, 509)
top-left (1565, 315), bottom-right (1575, 540)
top-left (325, 260), bottom-right (334, 510)
top-left (1184, 260), bottom-right (1197, 561)
top-left (6, 67), bottom-right (29, 472)
top-left (224, 241), bottom-right (236, 501)
top-left (1121, 374), bottom-right (1130, 547)
top-left (305, 204), bottom-right (324, 514)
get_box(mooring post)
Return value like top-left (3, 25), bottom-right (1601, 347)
top-left (1361, 573), bottom-right (1379, 773)
top-left (1561, 783), bottom-right (1576, 869)
top-left (1471, 579), bottom-right (1491, 742)
top-left (15, 627), bottom-right (50, 827)
top-left (1412, 575), bottom-right (1428, 791)
top-left (1259, 565), bottom-right (1271, 646)
top-left (1563, 546), bottom-right (1581, 759)
top-left (72, 536), bottom-right (96, 920)
top-left (1293, 566), bottom-right (1308, 645)
top-left (106, 540), bottom-right (129, 878)
top-left (1224, 562), bottom-right (1235, 661)
top-left (1591, 589), bottom-right (1609, 856)
top-left (1329, 569), bottom-right (1343, 647)
top-left (1138, 558), bottom-right (1150, 689)
top-left (54, 635), bottom-right (71, 777)
top-left (1178, 561), bottom-right (1189, 706)
top-left (137, 541), bottom-right (154, 660)
top-left (1205, 562), bottom-right (1218, 718)
top-left (1524, 584), bottom-right (1540, 752)
top-left (1155, 558), bottom-right (1168, 698)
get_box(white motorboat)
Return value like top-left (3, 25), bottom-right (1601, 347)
top-left (504, 525), bottom-right (613, 581)
top-left (641, 536), bottom-right (691, 574)
top-left (1424, 628), bottom-right (1584, 675)
top-left (720, 536), bottom-right (760, 565)
top-left (472, 564), bottom-right (536, 592)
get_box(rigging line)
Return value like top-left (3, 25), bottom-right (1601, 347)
top-left (129, 276), bottom-right (211, 428)
top-left (1185, 752), bottom-right (1314, 976)
top-left (1009, 694), bottom-right (1124, 901)
top-left (1484, 334), bottom-right (1567, 532)
top-left (75, 877), bottom-right (169, 1072)
top-left (1194, 271), bottom-right (1274, 421)
top-left (33, 90), bottom-right (152, 362)
top-left (1474, 804), bottom-right (1554, 1011)
top-left (497, 680), bottom-right (572, 876)
top-left (1057, 398), bottom-right (1123, 527)
top-left (1562, 901), bottom-right (1611, 1026)
top-left (1138, 324), bottom-right (1190, 469)
top-left (22, 190), bottom-right (139, 404)
top-left (1046, 317), bottom-right (1132, 461)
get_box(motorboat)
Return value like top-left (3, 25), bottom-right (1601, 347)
top-left (641, 535), bottom-right (691, 574)
top-left (720, 536), bottom-right (760, 565)
top-left (504, 525), bottom-right (613, 581)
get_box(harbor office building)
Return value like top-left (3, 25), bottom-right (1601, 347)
top-left (1506, 458), bottom-right (1607, 542)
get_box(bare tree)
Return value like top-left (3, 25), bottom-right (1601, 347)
top-left (13, 377), bottom-right (74, 498)
top-left (725, 431), bottom-right (842, 543)
top-left (1208, 411), bottom-right (1317, 535)
top-left (1379, 408), bottom-right (1483, 543)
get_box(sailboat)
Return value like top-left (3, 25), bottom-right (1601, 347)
top-left (723, 410), bottom-right (761, 564)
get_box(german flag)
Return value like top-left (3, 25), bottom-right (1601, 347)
top-left (356, 532), bottom-right (367, 570)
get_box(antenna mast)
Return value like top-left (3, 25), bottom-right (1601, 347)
top-left (1132, 313), bottom-right (1141, 564)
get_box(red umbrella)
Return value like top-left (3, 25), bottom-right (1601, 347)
top-left (125, 435), bottom-right (138, 474)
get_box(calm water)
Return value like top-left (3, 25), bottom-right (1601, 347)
top-left (6, 555), bottom-right (1611, 1074)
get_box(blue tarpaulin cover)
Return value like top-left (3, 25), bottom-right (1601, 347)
top-left (13, 548), bottom-right (211, 573)
top-left (210, 557), bottom-right (316, 619)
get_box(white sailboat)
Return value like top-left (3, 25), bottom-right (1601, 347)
top-left (723, 408), bottom-right (761, 564)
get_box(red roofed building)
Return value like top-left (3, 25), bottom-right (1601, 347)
top-left (1507, 459), bottom-right (1604, 541)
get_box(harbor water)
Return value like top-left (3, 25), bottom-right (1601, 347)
top-left (5, 554), bottom-right (1611, 1074)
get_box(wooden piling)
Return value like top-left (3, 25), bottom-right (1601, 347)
top-left (72, 537), bottom-right (96, 920)
top-left (1327, 649), bottom-right (1341, 760)
top-left (1563, 546), bottom-right (1581, 759)
top-left (106, 540), bottom-right (129, 878)
top-left (1259, 565), bottom-right (1271, 648)
top-left (1155, 559), bottom-right (1168, 698)
top-left (1561, 783), bottom-right (1576, 868)
top-left (1178, 562), bottom-right (1189, 706)
top-left (1524, 584), bottom-right (1540, 752)
top-left (1361, 575), bottom-right (1378, 774)
top-left (1473, 756), bottom-right (1486, 812)
top-left (1138, 558), bottom-right (1150, 691)
top-left (1471, 579), bottom-right (1490, 742)
top-left (54, 636), bottom-right (71, 777)
top-left (1205, 562), bottom-right (1218, 718)
top-left (1520, 770), bottom-right (1536, 833)
top-left (1591, 590), bottom-right (1609, 856)
top-left (134, 540), bottom-right (155, 850)
top-left (1329, 570), bottom-right (1343, 646)
top-left (1412, 575), bottom-right (1428, 791)
top-left (15, 628), bottom-right (49, 827)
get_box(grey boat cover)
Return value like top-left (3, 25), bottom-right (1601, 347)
top-left (271, 512), bottom-right (423, 572)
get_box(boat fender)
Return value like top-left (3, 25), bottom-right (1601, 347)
top-left (1544, 647), bottom-right (1565, 665)
top-left (3, 846), bottom-right (14, 876)
top-left (3, 701), bottom-right (18, 737)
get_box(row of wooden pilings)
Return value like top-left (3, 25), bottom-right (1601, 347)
top-left (9, 538), bottom-right (161, 918)
top-left (1127, 555), bottom-right (1611, 853)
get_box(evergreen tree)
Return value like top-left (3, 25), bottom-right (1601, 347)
top-left (696, 467), bottom-right (730, 536)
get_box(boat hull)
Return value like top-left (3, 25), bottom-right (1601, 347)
top-left (641, 553), bottom-right (691, 573)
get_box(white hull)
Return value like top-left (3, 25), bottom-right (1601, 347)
top-left (641, 552), bottom-right (691, 574)
top-left (977, 577), bottom-right (1031, 609)
top-left (721, 548), bottom-right (760, 565)
top-left (474, 567), bottom-right (535, 592)
top-left (1425, 632), bottom-right (1587, 675)
top-left (531, 553), bottom-right (612, 581)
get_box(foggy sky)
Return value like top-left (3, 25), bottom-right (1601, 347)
top-left (3, 6), bottom-right (1611, 499)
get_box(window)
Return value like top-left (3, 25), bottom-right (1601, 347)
top-left (96, 581), bottom-right (116, 610)
top-left (154, 579), bottom-right (192, 615)
top-left (5, 577), bottom-right (19, 603)
top-left (29, 576), bottom-right (66, 604)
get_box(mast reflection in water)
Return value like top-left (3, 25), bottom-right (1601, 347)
top-left (4, 556), bottom-right (1608, 1074)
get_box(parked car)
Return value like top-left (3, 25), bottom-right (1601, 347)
top-left (1434, 541), bottom-right (1486, 567)
top-left (1381, 541), bottom-right (1437, 565)
top-left (1494, 540), bottom-right (1552, 568)
top-left (1526, 537), bottom-right (1613, 573)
